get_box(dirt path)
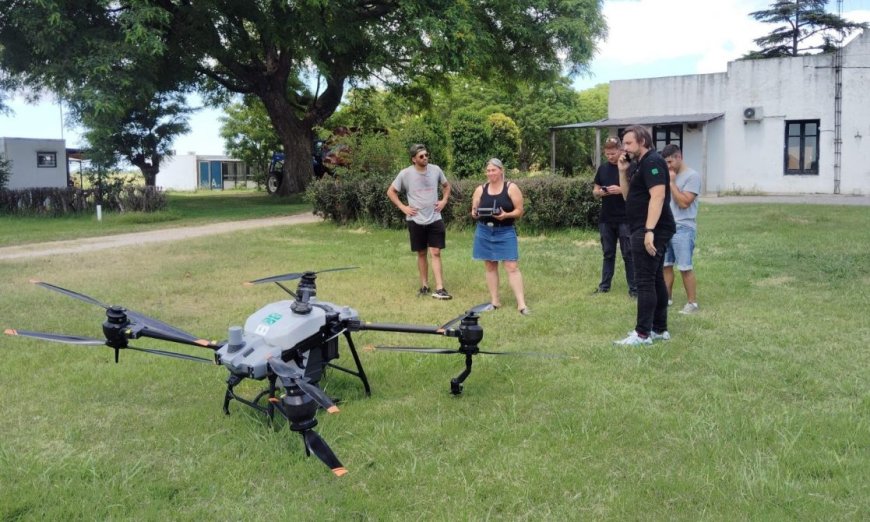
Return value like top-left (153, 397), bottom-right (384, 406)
top-left (0, 212), bottom-right (322, 261)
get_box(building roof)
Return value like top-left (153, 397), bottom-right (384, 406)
top-left (549, 112), bottom-right (724, 131)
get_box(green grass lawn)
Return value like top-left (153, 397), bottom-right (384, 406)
top-left (0, 204), bottom-right (867, 519)
top-left (0, 190), bottom-right (309, 247)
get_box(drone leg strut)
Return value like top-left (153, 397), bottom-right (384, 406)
top-left (325, 331), bottom-right (371, 396)
top-left (450, 353), bottom-right (474, 395)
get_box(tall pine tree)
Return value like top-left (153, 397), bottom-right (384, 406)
top-left (746, 0), bottom-right (867, 58)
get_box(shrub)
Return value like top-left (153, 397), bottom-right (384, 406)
top-left (306, 175), bottom-right (599, 231)
top-left (0, 153), bottom-right (10, 190)
top-left (0, 186), bottom-right (167, 216)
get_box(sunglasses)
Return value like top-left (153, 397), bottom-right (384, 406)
top-left (416, 153), bottom-right (429, 159)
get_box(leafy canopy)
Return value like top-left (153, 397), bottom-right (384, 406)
top-left (745, 0), bottom-right (868, 58)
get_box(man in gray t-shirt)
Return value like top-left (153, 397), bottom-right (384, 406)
top-left (662, 144), bottom-right (701, 315)
top-left (387, 144), bottom-right (452, 300)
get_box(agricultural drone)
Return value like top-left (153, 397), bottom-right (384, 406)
top-left (4, 268), bottom-right (551, 476)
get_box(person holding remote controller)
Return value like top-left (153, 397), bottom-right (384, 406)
top-left (470, 158), bottom-right (529, 315)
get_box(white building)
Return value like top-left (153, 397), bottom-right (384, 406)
top-left (553, 30), bottom-right (870, 195)
top-left (156, 153), bottom-right (256, 191)
top-left (0, 137), bottom-right (68, 189)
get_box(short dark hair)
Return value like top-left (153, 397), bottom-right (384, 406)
top-left (661, 144), bottom-right (682, 158)
top-left (409, 143), bottom-right (427, 158)
top-left (623, 125), bottom-right (653, 149)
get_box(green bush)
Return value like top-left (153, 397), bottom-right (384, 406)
top-left (0, 153), bottom-right (10, 190)
top-left (487, 112), bottom-right (520, 168)
top-left (306, 175), bottom-right (599, 230)
top-left (0, 186), bottom-right (167, 216)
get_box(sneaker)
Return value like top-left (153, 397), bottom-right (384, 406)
top-left (519, 307), bottom-right (531, 316)
top-left (417, 286), bottom-right (430, 297)
top-left (650, 330), bottom-right (671, 341)
top-left (679, 302), bottom-right (699, 315)
top-left (613, 331), bottom-right (652, 346)
top-left (432, 288), bottom-right (453, 300)
top-left (667, 299), bottom-right (673, 306)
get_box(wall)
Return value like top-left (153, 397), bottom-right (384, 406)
top-left (608, 30), bottom-right (870, 195)
top-left (156, 154), bottom-right (198, 190)
top-left (0, 137), bottom-right (68, 189)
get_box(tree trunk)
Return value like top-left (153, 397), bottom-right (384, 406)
top-left (133, 159), bottom-right (159, 187)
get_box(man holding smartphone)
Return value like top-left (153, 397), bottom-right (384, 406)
top-left (593, 136), bottom-right (636, 297)
top-left (614, 126), bottom-right (676, 346)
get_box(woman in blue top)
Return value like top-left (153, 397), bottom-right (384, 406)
top-left (470, 158), bottom-right (529, 315)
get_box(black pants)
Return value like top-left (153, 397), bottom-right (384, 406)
top-left (598, 221), bottom-right (635, 293)
top-left (630, 228), bottom-right (673, 336)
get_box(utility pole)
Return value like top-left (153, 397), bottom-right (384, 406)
top-left (833, 0), bottom-right (843, 194)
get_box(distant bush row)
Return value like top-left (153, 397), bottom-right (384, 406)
top-left (306, 175), bottom-right (600, 230)
top-left (0, 186), bottom-right (167, 216)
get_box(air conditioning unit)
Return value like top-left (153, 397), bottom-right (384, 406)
top-left (743, 106), bottom-right (763, 121)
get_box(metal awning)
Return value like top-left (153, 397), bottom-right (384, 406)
top-left (549, 113), bottom-right (724, 131)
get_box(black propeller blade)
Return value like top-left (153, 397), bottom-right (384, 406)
top-left (439, 302), bottom-right (493, 331)
top-left (30, 280), bottom-right (216, 348)
top-left (244, 266), bottom-right (359, 286)
top-left (303, 429), bottom-right (347, 477)
top-left (4, 329), bottom-right (104, 345)
top-left (373, 346), bottom-right (459, 355)
top-left (268, 357), bottom-right (339, 413)
top-left (373, 344), bottom-right (578, 359)
top-left (4, 329), bottom-right (215, 363)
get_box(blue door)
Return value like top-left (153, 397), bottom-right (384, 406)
top-left (198, 161), bottom-right (209, 188)
top-left (209, 161), bottom-right (223, 189)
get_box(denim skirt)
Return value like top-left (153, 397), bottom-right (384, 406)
top-left (472, 223), bottom-right (519, 261)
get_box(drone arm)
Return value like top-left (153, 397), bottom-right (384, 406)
top-left (346, 320), bottom-right (442, 336)
top-left (126, 325), bottom-right (218, 349)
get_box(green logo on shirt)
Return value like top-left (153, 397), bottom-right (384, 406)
top-left (651, 168), bottom-right (660, 175)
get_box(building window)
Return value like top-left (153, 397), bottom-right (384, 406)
top-left (653, 125), bottom-right (682, 152)
top-left (37, 151), bottom-right (57, 168)
top-left (784, 120), bottom-right (819, 175)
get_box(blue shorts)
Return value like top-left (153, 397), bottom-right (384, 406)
top-left (664, 225), bottom-right (696, 271)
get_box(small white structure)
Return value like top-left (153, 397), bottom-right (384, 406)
top-left (553, 30), bottom-right (870, 195)
top-left (157, 153), bottom-right (256, 191)
top-left (0, 137), bottom-right (68, 189)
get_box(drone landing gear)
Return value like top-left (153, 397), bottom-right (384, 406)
top-left (325, 331), bottom-right (371, 397)
top-left (222, 374), bottom-right (277, 417)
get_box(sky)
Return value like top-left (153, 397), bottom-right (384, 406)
top-left (1, 0), bottom-right (869, 156)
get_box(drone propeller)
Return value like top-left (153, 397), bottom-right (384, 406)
top-left (4, 328), bottom-right (104, 345)
top-left (303, 429), bottom-right (347, 477)
top-left (244, 266), bottom-right (359, 286)
top-left (437, 302), bottom-right (494, 332)
top-left (3, 328), bottom-right (214, 363)
top-left (267, 357), bottom-right (339, 413)
top-left (373, 344), bottom-right (577, 359)
top-left (29, 280), bottom-right (216, 348)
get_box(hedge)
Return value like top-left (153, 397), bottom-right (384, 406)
top-left (306, 175), bottom-right (600, 230)
top-left (0, 186), bottom-right (167, 216)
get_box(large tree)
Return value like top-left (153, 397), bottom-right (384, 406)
top-left (0, 0), bottom-right (606, 195)
top-left (745, 0), bottom-right (867, 58)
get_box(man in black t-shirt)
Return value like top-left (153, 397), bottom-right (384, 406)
top-left (593, 136), bottom-right (636, 296)
top-left (614, 125), bottom-right (676, 346)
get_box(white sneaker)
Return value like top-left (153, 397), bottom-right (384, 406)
top-left (613, 331), bottom-right (652, 346)
top-left (668, 299), bottom-right (673, 306)
top-left (679, 302), bottom-right (700, 315)
top-left (650, 330), bottom-right (671, 341)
